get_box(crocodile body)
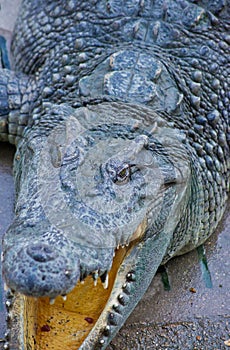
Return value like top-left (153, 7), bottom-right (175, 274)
top-left (0, 0), bottom-right (229, 349)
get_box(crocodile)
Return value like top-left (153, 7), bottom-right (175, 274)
top-left (0, 0), bottom-right (229, 349)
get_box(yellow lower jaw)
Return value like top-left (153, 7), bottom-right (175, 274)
top-left (22, 247), bottom-right (127, 350)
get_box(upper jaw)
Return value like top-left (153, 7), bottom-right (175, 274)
top-left (2, 208), bottom-right (147, 298)
top-left (2, 220), bottom-right (116, 298)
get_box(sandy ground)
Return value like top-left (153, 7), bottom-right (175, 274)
top-left (0, 1), bottom-right (229, 349)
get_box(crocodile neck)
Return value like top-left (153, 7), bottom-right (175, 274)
top-left (0, 70), bottom-right (37, 145)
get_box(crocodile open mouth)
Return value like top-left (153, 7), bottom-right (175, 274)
top-left (21, 242), bottom-right (133, 349)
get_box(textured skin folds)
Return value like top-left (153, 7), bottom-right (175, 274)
top-left (0, 0), bottom-right (229, 349)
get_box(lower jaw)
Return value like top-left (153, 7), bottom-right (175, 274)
top-left (15, 246), bottom-right (128, 349)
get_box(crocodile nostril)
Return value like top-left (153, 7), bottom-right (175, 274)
top-left (26, 243), bottom-right (56, 262)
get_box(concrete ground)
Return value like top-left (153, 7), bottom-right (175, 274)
top-left (0, 1), bottom-right (229, 349)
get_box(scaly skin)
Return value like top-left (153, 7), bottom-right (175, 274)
top-left (0, 0), bottom-right (229, 349)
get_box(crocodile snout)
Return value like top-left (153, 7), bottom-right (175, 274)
top-left (3, 241), bottom-right (80, 298)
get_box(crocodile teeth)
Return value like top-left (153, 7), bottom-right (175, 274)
top-left (102, 273), bottom-right (109, 290)
top-left (49, 298), bottom-right (56, 305)
top-left (3, 341), bottom-right (9, 349)
top-left (62, 295), bottom-right (67, 302)
top-left (93, 270), bottom-right (99, 287)
top-left (5, 300), bottom-right (11, 308)
top-left (176, 93), bottom-right (184, 106)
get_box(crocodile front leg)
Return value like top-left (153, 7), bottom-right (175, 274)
top-left (0, 36), bottom-right (36, 145)
top-left (0, 67), bottom-right (34, 145)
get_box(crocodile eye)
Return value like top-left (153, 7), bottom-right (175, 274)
top-left (105, 161), bottom-right (135, 185)
top-left (114, 164), bottom-right (131, 185)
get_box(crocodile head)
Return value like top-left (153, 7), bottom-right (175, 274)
top-left (2, 102), bottom-right (193, 348)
